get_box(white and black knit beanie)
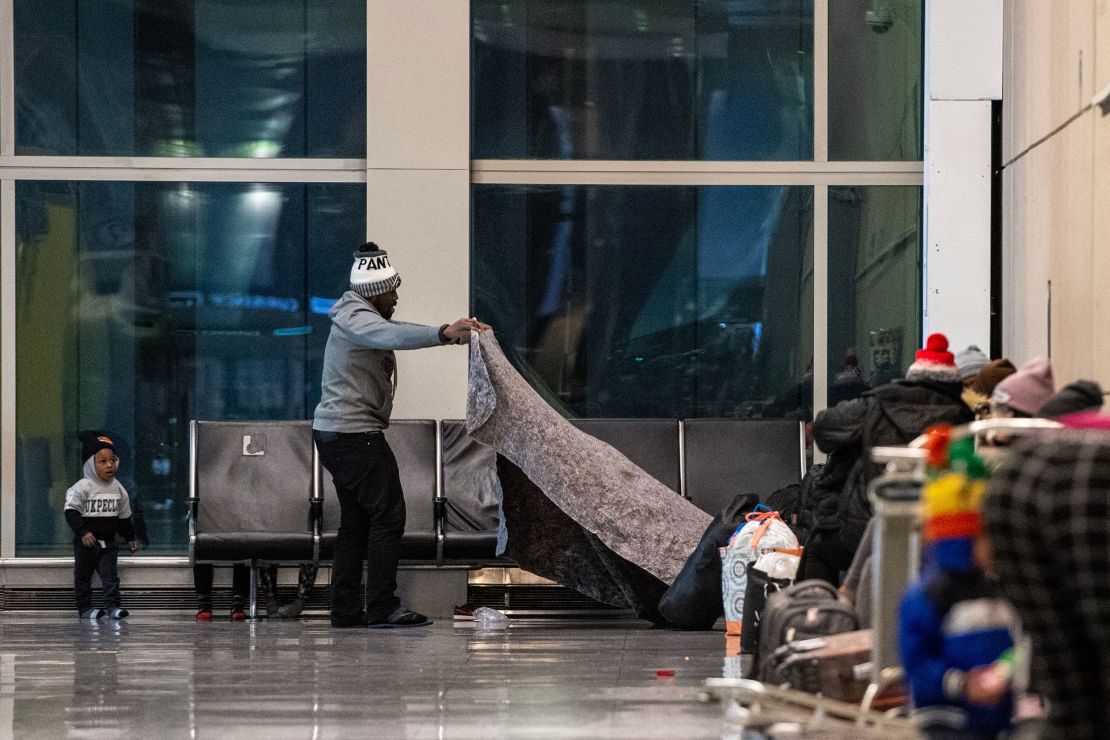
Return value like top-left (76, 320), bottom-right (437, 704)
top-left (350, 242), bottom-right (401, 299)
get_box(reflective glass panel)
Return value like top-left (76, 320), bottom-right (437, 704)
top-left (828, 0), bottom-right (923, 160)
top-left (15, 181), bottom-right (365, 555)
top-left (826, 185), bottom-right (921, 405)
top-left (14, 0), bottom-right (366, 157)
top-left (472, 0), bottom-right (813, 160)
top-left (473, 185), bottom-right (813, 419)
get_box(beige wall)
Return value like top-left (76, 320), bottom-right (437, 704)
top-left (1002, 0), bottom-right (1108, 387)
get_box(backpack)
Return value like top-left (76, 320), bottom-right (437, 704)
top-left (765, 484), bottom-right (802, 532)
top-left (756, 579), bottom-right (860, 683)
top-left (766, 471), bottom-right (825, 541)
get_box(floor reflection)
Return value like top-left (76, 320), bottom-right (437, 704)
top-left (0, 615), bottom-right (900, 738)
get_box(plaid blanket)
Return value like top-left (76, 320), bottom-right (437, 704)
top-left (983, 432), bottom-right (1110, 739)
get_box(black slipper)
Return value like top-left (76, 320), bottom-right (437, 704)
top-left (366, 608), bottom-right (432, 629)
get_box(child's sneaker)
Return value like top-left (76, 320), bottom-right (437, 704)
top-left (195, 607), bottom-right (214, 621)
top-left (108, 607), bottom-right (129, 620)
top-left (452, 604), bottom-right (476, 622)
top-left (230, 607), bottom-right (247, 621)
top-left (79, 608), bottom-right (106, 620)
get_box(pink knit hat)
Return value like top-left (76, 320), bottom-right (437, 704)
top-left (991, 357), bottom-right (1054, 415)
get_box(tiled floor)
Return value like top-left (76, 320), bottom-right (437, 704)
top-left (0, 615), bottom-right (911, 738)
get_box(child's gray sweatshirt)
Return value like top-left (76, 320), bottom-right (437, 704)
top-left (64, 458), bottom-right (135, 543)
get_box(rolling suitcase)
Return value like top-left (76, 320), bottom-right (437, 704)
top-left (775, 629), bottom-right (873, 702)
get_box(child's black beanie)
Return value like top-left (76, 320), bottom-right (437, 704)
top-left (78, 430), bottom-right (116, 463)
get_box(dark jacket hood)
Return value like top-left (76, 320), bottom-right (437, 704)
top-left (865, 379), bottom-right (968, 441)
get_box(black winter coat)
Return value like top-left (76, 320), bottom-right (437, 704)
top-left (807, 378), bottom-right (973, 560)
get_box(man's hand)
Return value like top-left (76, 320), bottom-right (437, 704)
top-left (442, 317), bottom-right (491, 344)
top-left (128, 540), bottom-right (139, 554)
top-left (81, 532), bottom-right (97, 548)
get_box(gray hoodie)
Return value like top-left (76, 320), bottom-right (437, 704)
top-left (64, 457), bottom-right (134, 543)
top-left (312, 291), bottom-right (444, 433)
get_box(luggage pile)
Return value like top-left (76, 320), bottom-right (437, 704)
top-left (712, 501), bottom-right (876, 703)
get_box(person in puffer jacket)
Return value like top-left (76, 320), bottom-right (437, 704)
top-left (801, 333), bottom-right (974, 583)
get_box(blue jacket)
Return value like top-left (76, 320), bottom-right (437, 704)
top-left (899, 565), bottom-right (1015, 733)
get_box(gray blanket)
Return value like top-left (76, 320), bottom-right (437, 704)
top-left (465, 331), bottom-right (712, 587)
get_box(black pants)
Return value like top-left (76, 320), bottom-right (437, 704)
top-left (74, 539), bottom-right (120, 614)
top-left (315, 431), bottom-right (405, 624)
top-left (798, 529), bottom-right (853, 585)
top-left (192, 563), bottom-right (250, 609)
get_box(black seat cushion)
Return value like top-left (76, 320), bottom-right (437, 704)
top-left (193, 421), bottom-right (316, 563)
top-left (194, 533), bottom-right (315, 562)
top-left (440, 531), bottom-right (500, 561)
top-left (318, 532), bottom-right (437, 561)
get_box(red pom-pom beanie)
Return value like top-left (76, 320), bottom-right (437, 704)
top-left (906, 333), bottom-right (959, 382)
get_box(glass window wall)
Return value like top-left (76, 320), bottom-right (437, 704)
top-left (472, 0), bottom-right (813, 160)
top-left (826, 185), bottom-right (922, 404)
top-left (2, 2), bottom-right (926, 559)
top-left (828, 0), bottom-right (923, 160)
top-left (14, 181), bottom-right (365, 555)
top-left (14, 0), bottom-right (366, 157)
top-left (473, 184), bottom-right (813, 419)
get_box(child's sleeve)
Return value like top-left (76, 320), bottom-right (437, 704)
top-left (117, 488), bottom-right (136, 542)
top-left (63, 484), bottom-right (89, 536)
top-left (898, 586), bottom-right (953, 707)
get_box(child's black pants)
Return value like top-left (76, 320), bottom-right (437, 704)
top-left (73, 539), bottom-right (120, 614)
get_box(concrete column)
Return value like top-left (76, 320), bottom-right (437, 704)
top-left (366, 1), bottom-right (472, 420)
top-left (922, 0), bottom-right (1002, 350)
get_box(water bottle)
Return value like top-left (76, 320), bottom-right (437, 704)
top-left (473, 606), bottom-right (509, 629)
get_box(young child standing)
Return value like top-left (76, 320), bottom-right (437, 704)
top-left (64, 430), bottom-right (138, 620)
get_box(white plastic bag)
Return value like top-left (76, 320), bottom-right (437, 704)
top-left (721, 512), bottom-right (800, 634)
top-left (752, 550), bottom-right (801, 581)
